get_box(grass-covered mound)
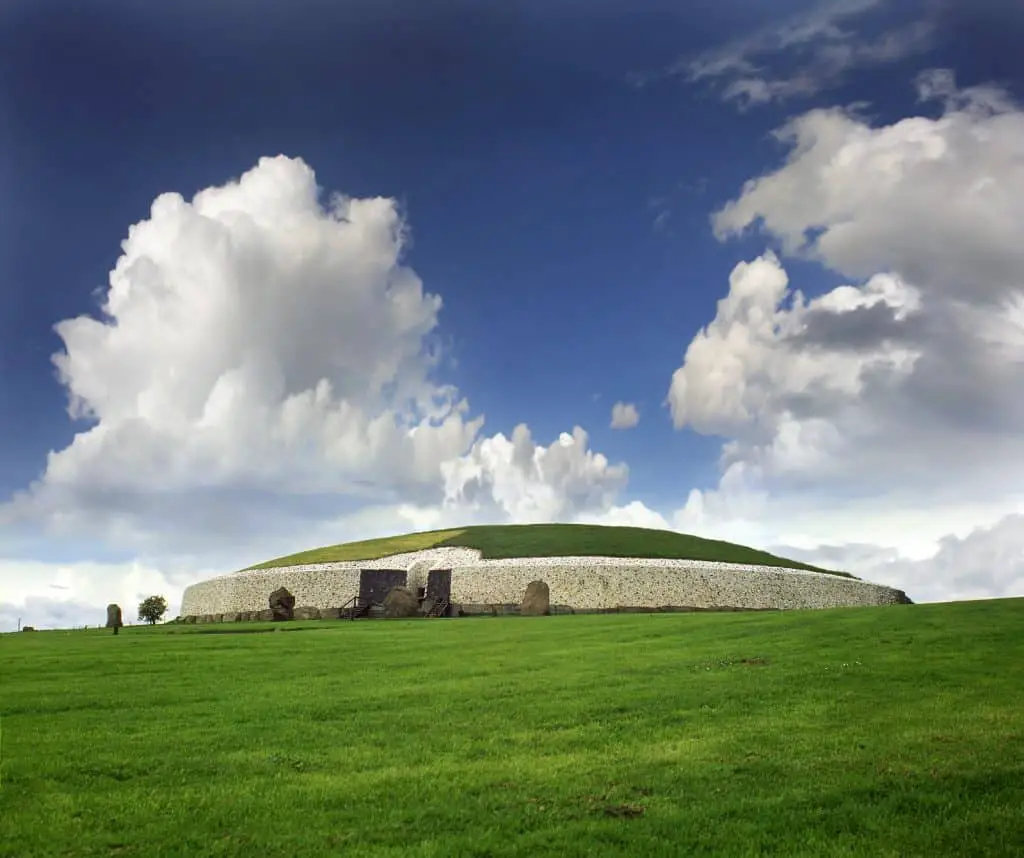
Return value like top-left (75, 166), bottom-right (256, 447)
top-left (243, 522), bottom-right (851, 577)
top-left (2, 599), bottom-right (1022, 856)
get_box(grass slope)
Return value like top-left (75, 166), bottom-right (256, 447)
top-left (243, 523), bottom-right (851, 577)
top-left (2, 599), bottom-right (1022, 857)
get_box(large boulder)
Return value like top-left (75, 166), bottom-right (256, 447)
top-left (268, 587), bottom-right (296, 621)
top-left (105, 604), bottom-right (123, 629)
top-left (294, 606), bottom-right (321, 621)
top-left (382, 587), bottom-right (419, 619)
top-left (521, 580), bottom-right (550, 616)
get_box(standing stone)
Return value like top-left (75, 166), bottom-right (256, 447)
top-left (268, 587), bottom-right (296, 621)
top-left (382, 586), bottom-right (419, 618)
top-left (106, 603), bottom-right (124, 635)
top-left (521, 581), bottom-right (550, 616)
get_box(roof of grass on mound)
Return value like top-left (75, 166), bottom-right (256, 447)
top-left (242, 523), bottom-right (856, 579)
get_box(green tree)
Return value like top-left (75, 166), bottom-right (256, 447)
top-left (138, 595), bottom-right (168, 625)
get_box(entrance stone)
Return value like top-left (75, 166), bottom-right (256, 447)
top-left (382, 586), bottom-right (419, 618)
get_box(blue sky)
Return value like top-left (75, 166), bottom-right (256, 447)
top-left (3, 0), bottom-right (1024, 630)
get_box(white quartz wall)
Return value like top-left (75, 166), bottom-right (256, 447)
top-left (449, 559), bottom-right (904, 610)
top-left (181, 568), bottom-right (362, 615)
top-left (179, 549), bottom-right (906, 615)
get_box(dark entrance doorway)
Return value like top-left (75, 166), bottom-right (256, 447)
top-left (426, 570), bottom-right (452, 617)
top-left (359, 569), bottom-right (407, 605)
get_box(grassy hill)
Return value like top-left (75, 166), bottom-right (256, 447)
top-left (2, 599), bottom-right (1022, 856)
top-left (243, 523), bottom-right (853, 577)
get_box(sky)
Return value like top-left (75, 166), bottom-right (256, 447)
top-left (2, 0), bottom-right (1024, 631)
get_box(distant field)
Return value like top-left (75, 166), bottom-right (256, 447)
top-left (2, 599), bottom-right (1022, 857)
top-left (242, 523), bottom-right (850, 577)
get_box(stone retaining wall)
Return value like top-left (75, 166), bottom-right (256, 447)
top-left (181, 567), bottom-right (362, 617)
top-left (449, 563), bottom-right (904, 610)
top-left (179, 549), bottom-right (909, 617)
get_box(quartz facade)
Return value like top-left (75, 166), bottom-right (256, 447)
top-left (179, 548), bottom-right (909, 616)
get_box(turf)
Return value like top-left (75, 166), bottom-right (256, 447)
top-left (3, 598), bottom-right (1022, 857)
top-left (242, 523), bottom-right (851, 577)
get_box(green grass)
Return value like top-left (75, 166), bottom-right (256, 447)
top-left (243, 523), bottom-right (850, 577)
top-left (3, 599), bottom-right (1023, 857)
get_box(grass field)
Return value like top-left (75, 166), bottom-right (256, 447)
top-left (243, 523), bottom-right (850, 577)
top-left (2, 599), bottom-right (1022, 857)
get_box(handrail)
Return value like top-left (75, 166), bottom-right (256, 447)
top-left (338, 595), bottom-right (387, 620)
top-left (339, 595), bottom-right (361, 620)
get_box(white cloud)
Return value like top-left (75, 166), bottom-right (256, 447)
top-left (682, 0), bottom-right (888, 82)
top-left (680, 0), bottom-right (937, 108)
top-left (776, 512), bottom-right (1024, 603)
top-left (34, 156), bottom-right (480, 502)
top-left (713, 71), bottom-right (1024, 302)
top-left (673, 74), bottom-right (1024, 497)
top-left (8, 157), bottom-right (626, 525)
top-left (666, 252), bottom-right (933, 488)
top-left (0, 557), bottom-right (212, 631)
top-left (441, 425), bottom-right (628, 524)
top-left (662, 70), bottom-right (1024, 603)
top-left (610, 401), bottom-right (640, 429)
top-left (577, 500), bottom-right (671, 532)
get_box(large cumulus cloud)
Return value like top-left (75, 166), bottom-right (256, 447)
top-left (41, 156), bottom-right (479, 499)
top-left (441, 425), bottom-right (629, 523)
top-left (0, 157), bottom-right (630, 628)
top-left (666, 70), bottom-right (1024, 598)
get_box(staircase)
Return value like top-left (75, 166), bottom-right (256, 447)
top-left (341, 598), bottom-right (372, 620)
top-left (426, 597), bottom-right (450, 618)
